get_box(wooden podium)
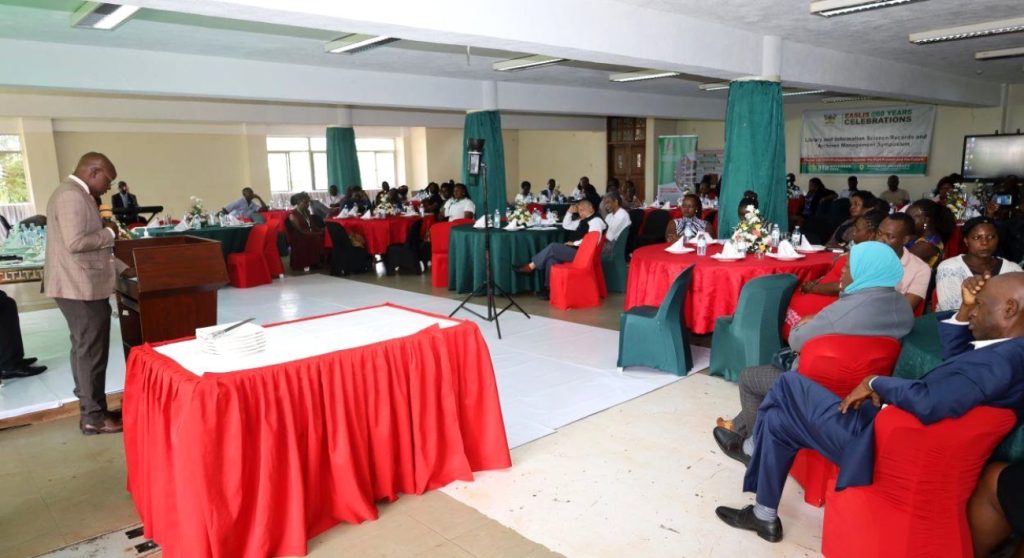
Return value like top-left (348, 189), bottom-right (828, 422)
top-left (114, 236), bottom-right (229, 357)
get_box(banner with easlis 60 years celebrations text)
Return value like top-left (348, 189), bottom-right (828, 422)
top-left (800, 105), bottom-right (935, 175)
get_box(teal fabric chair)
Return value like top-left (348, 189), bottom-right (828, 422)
top-left (709, 274), bottom-right (798, 383)
top-left (616, 265), bottom-right (693, 376)
top-left (602, 230), bottom-right (630, 294)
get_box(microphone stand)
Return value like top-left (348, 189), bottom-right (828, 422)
top-left (449, 160), bottom-right (529, 339)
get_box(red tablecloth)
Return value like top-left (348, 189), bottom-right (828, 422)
top-left (123, 304), bottom-right (511, 558)
top-left (624, 243), bottom-right (834, 334)
top-left (259, 209), bottom-right (291, 222)
top-left (323, 216), bottom-right (423, 254)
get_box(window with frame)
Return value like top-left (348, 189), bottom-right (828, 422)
top-left (355, 138), bottom-right (396, 191)
top-left (266, 137), bottom-right (328, 192)
top-left (0, 135), bottom-right (29, 204)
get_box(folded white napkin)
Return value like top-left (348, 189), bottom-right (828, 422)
top-left (361, 211), bottom-right (373, 220)
top-left (505, 222), bottom-right (521, 231)
top-left (777, 240), bottom-right (799, 257)
top-left (720, 241), bottom-right (743, 258)
top-left (799, 235), bottom-right (814, 250)
top-left (339, 208), bottom-right (350, 218)
top-left (173, 220), bottom-right (189, 232)
top-left (473, 216), bottom-right (487, 229)
top-left (664, 237), bottom-right (692, 253)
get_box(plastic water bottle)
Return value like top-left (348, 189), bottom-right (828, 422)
top-left (770, 224), bottom-right (781, 248)
top-left (696, 234), bottom-right (707, 256)
top-left (791, 226), bottom-right (802, 246)
top-left (493, 209), bottom-right (500, 227)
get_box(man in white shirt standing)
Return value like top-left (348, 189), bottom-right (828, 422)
top-left (515, 199), bottom-right (606, 299)
top-left (221, 187), bottom-right (268, 219)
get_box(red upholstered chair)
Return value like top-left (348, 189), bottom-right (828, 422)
top-left (549, 232), bottom-right (604, 310)
top-left (227, 224), bottom-right (272, 288)
top-left (944, 226), bottom-right (965, 259)
top-left (789, 335), bottom-right (902, 507)
top-left (262, 217), bottom-right (285, 278)
top-left (821, 406), bottom-right (1016, 558)
top-left (429, 218), bottom-right (472, 288)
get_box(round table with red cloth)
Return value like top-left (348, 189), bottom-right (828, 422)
top-left (123, 304), bottom-right (511, 558)
top-left (624, 243), bottom-right (834, 334)
top-left (323, 215), bottom-right (427, 254)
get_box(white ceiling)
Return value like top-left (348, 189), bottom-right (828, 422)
top-left (0, 0), bottom-right (1019, 116)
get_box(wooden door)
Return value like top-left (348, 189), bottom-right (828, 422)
top-left (607, 118), bottom-right (646, 200)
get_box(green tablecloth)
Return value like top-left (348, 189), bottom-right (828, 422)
top-left (894, 310), bottom-right (1024, 462)
top-left (147, 225), bottom-right (252, 259)
top-left (448, 225), bottom-right (568, 294)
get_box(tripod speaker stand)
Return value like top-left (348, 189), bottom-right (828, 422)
top-left (449, 146), bottom-right (530, 339)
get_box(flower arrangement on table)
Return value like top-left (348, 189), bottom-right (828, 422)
top-left (374, 198), bottom-right (395, 217)
top-left (731, 206), bottom-right (772, 254)
top-left (188, 196), bottom-right (204, 218)
top-left (507, 202), bottom-right (532, 228)
top-left (944, 182), bottom-right (969, 221)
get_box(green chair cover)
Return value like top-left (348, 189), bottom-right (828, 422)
top-left (602, 230), bottom-right (630, 294)
top-left (893, 310), bottom-right (1024, 461)
top-left (616, 265), bottom-right (694, 376)
top-left (708, 273), bottom-right (798, 382)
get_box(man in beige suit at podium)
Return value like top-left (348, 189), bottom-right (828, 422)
top-left (44, 152), bottom-right (133, 435)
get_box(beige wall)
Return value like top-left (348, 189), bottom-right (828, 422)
top-left (52, 131), bottom-right (258, 216)
top-left (423, 128), bottom-right (463, 185)
top-left (516, 130), bottom-right (606, 197)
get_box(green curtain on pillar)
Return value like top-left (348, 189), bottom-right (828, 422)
top-left (461, 110), bottom-right (507, 215)
top-left (326, 127), bottom-right (361, 189)
top-left (717, 81), bottom-right (787, 239)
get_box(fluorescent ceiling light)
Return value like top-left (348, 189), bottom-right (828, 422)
top-left (782, 89), bottom-right (828, 97)
top-left (698, 82), bottom-right (731, 91)
top-left (910, 17), bottom-right (1024, 44)
top-left (71, 2), bottom-right (140, 30)
top-left (811, 0), bottom-right (925, 17)
top-left (822, 95), bottom-right (875, 103)
top-left (492, 55), bottom-right (565, 72)
top-left (609, 70), bottom-right (680, 83)
top-left (324, 34), bottom-right (397, 54)
top-left (976, 46), bottom-right (1024, 61)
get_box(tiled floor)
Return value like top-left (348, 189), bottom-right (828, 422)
top-left (1, 268), bottom-right (823, 558)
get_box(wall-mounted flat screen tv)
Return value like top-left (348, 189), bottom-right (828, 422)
top-left (962, 134), bottom-right (1024, 182)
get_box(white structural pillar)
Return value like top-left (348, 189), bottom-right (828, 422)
top-left (336, 106), bottom-right (354, 127)
top-left (481, 81), bottom-right (498, 111)
top-left (761, 35), bottom-right (782, 82)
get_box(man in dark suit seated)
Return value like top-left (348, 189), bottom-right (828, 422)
top-left (715, 271), bottom-right (1024, 543)
top-left (111, 181), bottom-right (144, 225)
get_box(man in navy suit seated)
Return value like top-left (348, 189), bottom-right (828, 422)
top-left (715, 272), bottom-right (1024, 543)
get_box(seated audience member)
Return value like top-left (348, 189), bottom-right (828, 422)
top-left (716, 272), bottom-right (1024, 543)
top-left (515, 199), bottom-right (606, 300)
top-left (969, 461), bottom-right (1024, 558)
top-left (221, 187), bottom-right (268, 219)
top-left (714, 241), bottom-right (914, 462)
top-left (439, 182), bottom-right (453, 204)
top-left (381, 189), bottom-right (405, 213)
top-left (800, 178), bottom-right (837, 219)
top-left (308, 196), bottom-right (337, 225)
top-left (421, 182), bottom-right (443, 215)
top-left (665, 194), bottom-right (707, 244)
top-left (326, 184), bottom-right (344, 207)
top-left (786, 210), bottom-right (886, 331)
top-left (572, 177), bottom-right (590, 201)
top-left (876, 213), bottom-right (930, 310)
top-left (602, 192), bottom-right (631, 246)
top-left (538, 179), bottom-right (557, 202)
top-left (738, 197), bottom-right (759, 221)
top-left (606, 177), bottom-right (621, 195)
top-left (442, 183), bottom-right (475, 220)
top-left (374, 181), bottom-right (391, 204)
top-left (111, 181), bottom-right (145, 225)
top-left (879, 174), bottom-right (910, 207)
top-left (1, 289), bottom-right (46, 387)
top-left (785, 173), bottom-right (801, 198)
top-left (341, 187), bottom-right (371, 214)
top-left (826, 190), bottom-right (877, 250)
top-left (623, 180), bottom-right (642, 208)
top-left (839, 175), bottom-right (858, 199)
top-left (905, 198), bottom-right (955, 268)
top-left (936, 216), bottom-right (1022, 311)
top-left (932, 176), bottom-right (956, 204)
top-left (583, 183), bottom-right (602, 211)
top-left (397, 185), bottom-right (409, 202)
top-left (515, 181), bottom-right (535, 204)
top-left (286, 193), bottom-right (324, 270)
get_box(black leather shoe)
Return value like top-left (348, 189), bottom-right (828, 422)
top-left (2, 364), bottom-right (47, 379)
top-left (514, 264), bottom-right (535, 274)
top-left (18, 357), bottom-right (38, 366)
top-left (80, 416), bottom-right (123, 436)
top-left (715, 505), bottom-right (783, 543)
top-left (713, 426), bottom-right (751, 465)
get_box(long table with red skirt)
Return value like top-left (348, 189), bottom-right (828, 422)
top-left (624, 243), bottom-right (834, 334)
top-left (323, 215), bottom-right (433, 254)
top-left (123, 304), bottom-right (511, 558)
